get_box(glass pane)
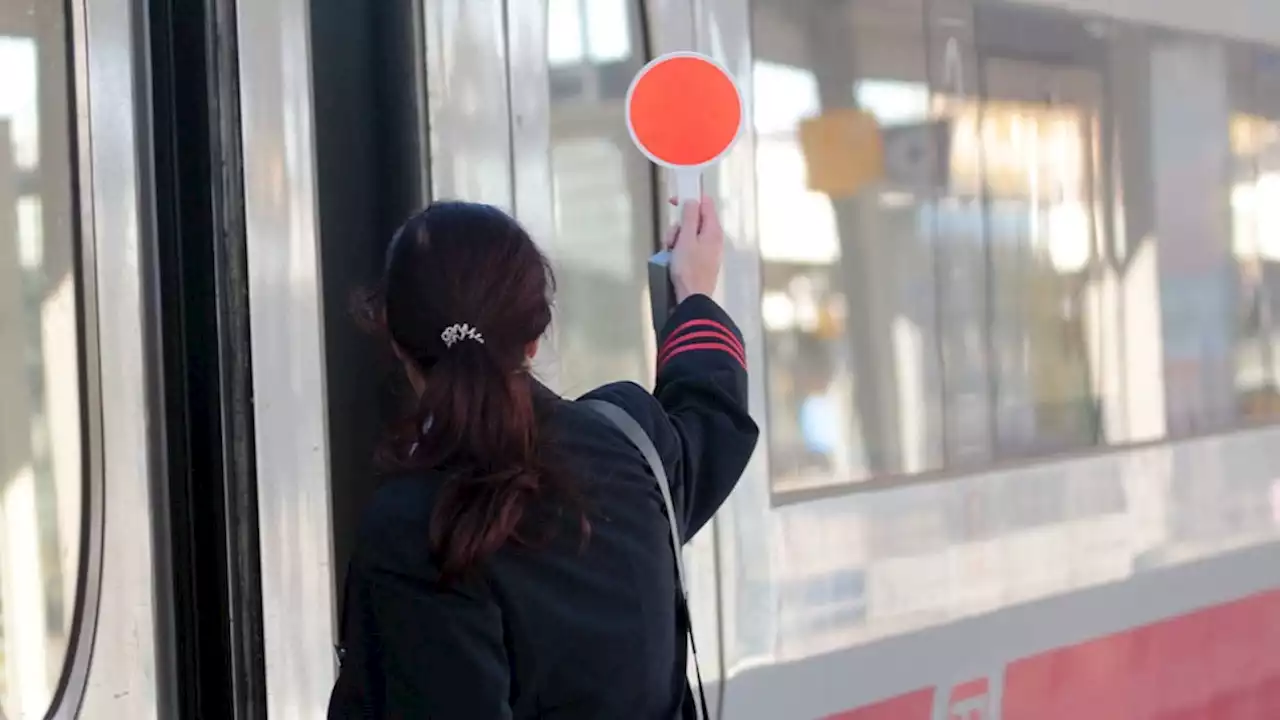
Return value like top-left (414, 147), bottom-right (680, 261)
top-left (754, 0), bottom-right (946, 491)
top-left (756, 0), bottom-right (1268, 493)
top-left (1231, 45), bottom-right (1280, 423)
top-left (927, 0), bottom-right (990, 467)
top-left (1147, 33), bottom-right (1238, 436)
top-left (976, 53), bottom-right (1106, 459)
top-left (544, 0), bottom-right (656, 397)
top-left (0, 0), bottom-right (83, 715)
top-left (1252, 51), bottom-right (1280, 422)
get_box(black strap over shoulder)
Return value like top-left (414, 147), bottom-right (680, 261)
top-left (582, 399), bottom-right (711, 720)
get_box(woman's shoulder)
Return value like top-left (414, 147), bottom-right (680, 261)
top-left (574, 382), bottom-right (670, 440)
top-left (352, 471), bottom-right (445, 570)
top-left (364, 471), bottom-right (440, 519)
top-left (576, 380), bottom-right (656, 411)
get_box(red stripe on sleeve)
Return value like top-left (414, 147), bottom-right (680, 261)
top-left (658, 330), bottom-right (747, 368)
top-left (659, 342), bottom-right (747, 370)
top-left (659, 319), bottom-right (745, 358)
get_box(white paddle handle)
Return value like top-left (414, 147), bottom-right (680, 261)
top-left (675, 168), bottom-right (701, 204)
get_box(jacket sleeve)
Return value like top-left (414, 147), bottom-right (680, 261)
top-left (584, 294), bottom-right (759, 539)
top-left (331, 490), bottom-right (513, 720)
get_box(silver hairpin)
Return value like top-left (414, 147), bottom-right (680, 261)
top-left (441, 323), bottom-right (484, 348)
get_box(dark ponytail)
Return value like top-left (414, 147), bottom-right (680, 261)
top-left (359, 202), bottom-right (583, 582)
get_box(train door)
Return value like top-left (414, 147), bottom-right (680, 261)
top-left (235, 0), bottom-right (395, 713)
top-left (538, 0), bottom-right (660, 398)
top-left (307, 0), bottom-right (428, 632)
top-left (0, 0), bottom-right (111, 716)
top-left (0, 0), bottom-right (242, 716)
top-left (243, 1), bottom-right (736, 717)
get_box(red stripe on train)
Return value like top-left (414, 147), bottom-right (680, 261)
top-left (825, 589), bottom-right (1280, 720)
top-left (824, 690), bottom-right (933, 720)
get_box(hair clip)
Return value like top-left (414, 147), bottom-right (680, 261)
top-left (441, 323), bottom-right (485, 348)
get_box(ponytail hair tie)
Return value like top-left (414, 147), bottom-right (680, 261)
top-left (441, 323), bottom-right (485, 348)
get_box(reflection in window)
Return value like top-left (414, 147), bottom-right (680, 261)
top-left (754, 0), bottom-right (1280, 493)
top-left (547, 0), bottom-right (632, 68)
top-left (753, 2), bottom-right (949, 488)
top-left (544, 0), bottom-right (655, 397)
top-left (753, 60), bottom-right (856, 489)
top-left (752, 62), bottom-right (820, 135)
top-left (1142, 37), bottom-right (1236, 436)
top-left (976, 69), bottom-right (1104, 458)
top-left (854, 80), bottom-right (929, 126)
top-left (1230, 110), bottom-right (1280, 421)
top-left (0, 3), bottom-right (83, 715)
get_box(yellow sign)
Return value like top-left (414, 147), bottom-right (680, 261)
top-left (797, 109), bottom-right (884, 198)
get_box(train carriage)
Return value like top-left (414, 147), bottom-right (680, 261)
top-left (1, 0), bottom-right (1279, 718)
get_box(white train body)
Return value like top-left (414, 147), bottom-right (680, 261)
top-left (1, 0), bottom-right (1279, 718)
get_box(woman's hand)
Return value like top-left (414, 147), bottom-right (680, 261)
top-left (663, 196), bottom-right (724, 303)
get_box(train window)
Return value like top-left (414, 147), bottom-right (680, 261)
top-left (544, 0), bottom-right (657, 396)
top-left (1231, 47), bottom-right (1280, 424)
top-left (753, 0), bottom-right (945, 491)
top-left (755, 0), bottom-right (1279, 495)
top-left (1135, 30), bottom-right (1238, 437)
top-left (972, 9), bottom-right (1110, 459)
top-left (0, 0), bottom-right (84, 716)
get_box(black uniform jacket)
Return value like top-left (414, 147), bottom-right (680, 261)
top-left (328, 294), bottom-right (759, 719)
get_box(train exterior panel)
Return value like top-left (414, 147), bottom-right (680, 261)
top-left (1, 0), bottom-right (1278, 718)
